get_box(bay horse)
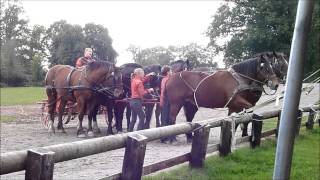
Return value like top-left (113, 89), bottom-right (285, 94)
top-left (85, 68), bottom-right (123, 136)
top-left (45, 61), bottom-right (121, 137)
top-left (165, 53), bottom-right (286, 142)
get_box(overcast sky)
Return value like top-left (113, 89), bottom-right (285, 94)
top-left (21, 0), bottom-right (224, 66)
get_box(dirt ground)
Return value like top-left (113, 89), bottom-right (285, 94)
top-left (0, 84), bottom-right (319, 180)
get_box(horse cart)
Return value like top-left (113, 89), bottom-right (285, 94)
top-left (38, 100), bottom-right (107, 129)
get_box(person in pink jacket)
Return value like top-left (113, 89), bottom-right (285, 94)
top-left (159, 65), bottom-right (172, 143)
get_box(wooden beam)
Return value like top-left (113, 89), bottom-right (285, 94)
top-left (25, 148), bottom-right (55, 180)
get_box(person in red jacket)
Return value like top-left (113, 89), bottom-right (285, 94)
top-left (128, 68), bottom-right (155, 132)
top-left (75, 48), bottom-right (95, 68)
top-left (159, 66), bottom-right (172, 143)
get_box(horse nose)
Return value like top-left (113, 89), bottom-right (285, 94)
top-left (275, 84), bottom-right (279, 90)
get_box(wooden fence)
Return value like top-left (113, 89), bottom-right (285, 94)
top-left (0, 105), bottom-right (319, 180)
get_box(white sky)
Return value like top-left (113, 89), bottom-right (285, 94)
top-left (21, 0), bottom-right (224, 66)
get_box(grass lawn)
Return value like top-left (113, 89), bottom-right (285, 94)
top-left (0, 115), bottom-right (16, 122)
top-left (0, 87), bottom-right (46, 106)
top-left (145, 127), bottom-right (320, 180)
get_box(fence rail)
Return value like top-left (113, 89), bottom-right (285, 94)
top-left (0, 105), bottom-right (319, 180)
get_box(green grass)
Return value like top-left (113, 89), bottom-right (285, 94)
top-left (145, 127), bottom-right (320, 180)
top-left (0, 115), bottom-right (16, 122)
top-left (0, 87), bottom-right (46, 106)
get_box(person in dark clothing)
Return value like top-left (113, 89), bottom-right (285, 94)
top-left (128, 68), bottom-right (155, 132)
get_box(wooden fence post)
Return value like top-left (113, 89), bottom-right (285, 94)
top-left (25, 148), bottom-right (55, 180)
top-left (250, 114), bottom-right (263, 148)
top-left (189, 124), bottom-right (210, 168)
top-left (121, 133), bottom-right (147, 180)
top-left (306, 108), bottom-right (316, 130)
top-left (219, 117), bottom-right (235, 156)
top-left (295, 110), bottom-right (303, 137)
top-left (276, 110), bottom-right (281, 138)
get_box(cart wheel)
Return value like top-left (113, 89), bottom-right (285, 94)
top-left (41, 112), bottom-right (50, 129)
top-left (40, 102), bottom-right (50, 129)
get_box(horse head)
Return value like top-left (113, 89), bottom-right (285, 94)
top-left (120, 63), bottom-right (143, 97)
top-left (170, 59), bottom-right (191, 73)
top-left (270, 51), bottom-right (288, 82)
top-left (143, 64), bottom-right (162, 90)
top-left (86, 61), bottom-right (123, 98)
top-left (256, 54), bottom-right (281, 90)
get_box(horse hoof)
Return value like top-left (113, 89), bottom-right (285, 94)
top-left (77, 133), bottom-right (86, 138)
top-left (87, 131), bottom-right (95, 137)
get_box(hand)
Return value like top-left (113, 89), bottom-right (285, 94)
top-left (148, 88), bottom-right (154, 93)
top-left (147, 72), bottom-right (156, 76)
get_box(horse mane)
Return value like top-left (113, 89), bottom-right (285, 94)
top-left (170, 59), bottom-right (185, 65)
top-left (86, 61), bottom-right (114, 72)
top-left (231, 57), bottom-right (260, 78)
top-left (120, 63), bottom-right (142, 69)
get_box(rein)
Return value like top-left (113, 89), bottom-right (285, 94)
top-left (179, 71), bottom-right (217, 109)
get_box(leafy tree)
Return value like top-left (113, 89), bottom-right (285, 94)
top-left (207, 0), bottom-right (319, 74)
top-left (127, 45), bottom-right (173, 66)
top-left (30, 53), bottom-right (45, 85)
top-left (83, 23), bottom-right (117, 62)
top-left (0, 0), bottom-right (30, 86)
top-left (127, 43), bottom-right (218, 68)
top-left (46, 21), bottom-right (87, 66)
top-left (0, 39), bottom-right (27, 86)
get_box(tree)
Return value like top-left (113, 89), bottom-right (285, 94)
top-left (46, 21), bottom-right (118, 66)
top-left (46, 21), bottom-right (87, 66)
top-left (83, 23), bottom-right (118, 62)
top-left (127, 43), bottom-right (218, 68)
top-left (207, 0), bottom-right (319, 74)
top-left (0, 39), bottom-right (27, 86)
top-left (0, 0), bottom-right (30, 86)
top-left (127, 45), bottom-right (173, 66)
top-left (30, 53), bottom-right (45, 85)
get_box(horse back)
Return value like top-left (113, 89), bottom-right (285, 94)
top-left (45, 65), bottom-right (74, 87)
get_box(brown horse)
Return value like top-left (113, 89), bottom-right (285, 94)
top-left (45, 61), bottom-right (121, 137)
top-left (165, 53), bottom-right (284, 142)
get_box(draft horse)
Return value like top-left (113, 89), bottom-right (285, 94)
top-left (45, 61), bottom-right (121, 137)
top-left (165, 53), bottom-right (286, 142)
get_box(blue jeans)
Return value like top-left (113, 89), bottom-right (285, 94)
top-left (129, 98), bottom-right (145, 131)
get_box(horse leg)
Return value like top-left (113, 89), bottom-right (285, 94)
top-left (57, 99), bottom-right (67, 133)
top-left (168, 102), bottom-right (183, 143)
top-left (106, 105), bottom-right (114, 135)
top-left (47, 95), bottom-right (56, 134)
top-left (126, 104), bottom-right (131, 130)
top-left (144, 104), bottom-right (155, 129)
top-left (114, 104), bottom-right (124, 133)
top-left (184, 102), bottom-right (198, 143)
top-left (92, 107), bottom-right (101, 134)
top-left (86, 103), bottom-right (97, 137)
top-left (155, 103), bottom-right (161, 127)
top-left (77, 99), bottom-right (86, 138)
top-left (229, 96), bottom-right (252, 137)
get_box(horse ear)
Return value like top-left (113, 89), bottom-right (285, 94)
top-left (273, 51), bottom-right (278, 57)
top-left (260, 54), bottom-right (266, 62)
